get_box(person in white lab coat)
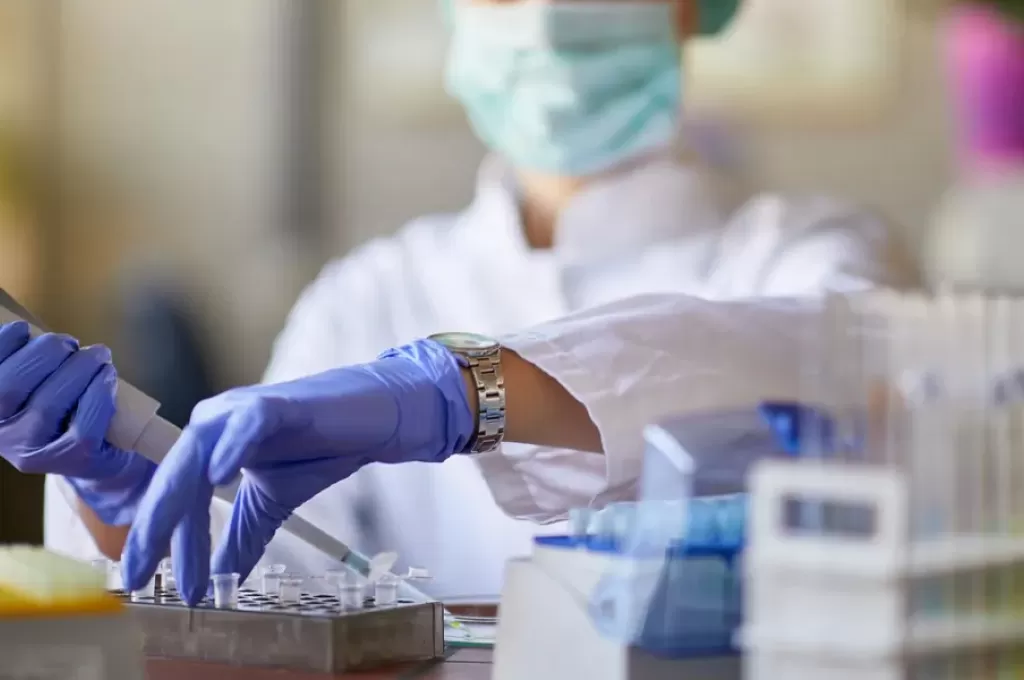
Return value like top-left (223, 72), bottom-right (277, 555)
top-left (40, 0), bottom-right (916, 599)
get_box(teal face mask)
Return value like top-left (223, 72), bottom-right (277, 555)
top-left (444, 2), bottom-right (682, 176)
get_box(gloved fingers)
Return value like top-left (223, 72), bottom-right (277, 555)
top-left (210, 478), bottom-right (285, 588)
top-left (0, 321), bottom-right (30, 363)
top-left (53, 365), bottom-right (124, 478)
top-left (170, 481), bottom-right (214, 606)
top-left (121, 420), bottom-right (223, 594)
top-left (68, 364), bottom-right (118, 449)
top-left (0, 333), bottom-right (78, 420)
top-left (28, 345), bottom-right (113, 431)
top-left (207, 401), bottom-right (281, 486)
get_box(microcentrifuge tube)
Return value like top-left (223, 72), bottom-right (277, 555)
top-left (338, 580), bottom-right (363, 609)
top-left (405, 566), bottom-right (430, 580)
top-left (132, 574), bottom-right (156, 601)
top-left (278, 576), bottom-right (303, 604)
top-left (375, 573), bottom-right (399, 607)
top-left (262, 564), bottom-right (286, 596)
top-left (158, 558), bottom-right (175, 590)
top-left (90, 559), bottom-right (109, 583)
top-left (91, 559), bottom-right (117, 592)
top-left (569, 507), bottom-right (594, 544)
top-left (327, 568), bottom-right (362, 609)
top-left (212, 573), bottom-right (240, 609)
top-left (324, 568), bottom-right (347, 586)
top-left (108, 561), bottom-right (125, 591)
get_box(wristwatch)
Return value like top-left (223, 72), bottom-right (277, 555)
top-left (428, 332), bottom-right (506, 454)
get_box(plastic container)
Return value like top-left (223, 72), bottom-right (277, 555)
top-left (262, 564), bottom-right (286, 597)
top-left (131, 575), bottom-right (155, 601)
top-left (279, 576), bottom-right (303, 604)
top-left (375, 574), bottom-right (400, 607)
top-left (211, 573), bottom-right (240, 609)
top-left (158, 558), bottom-right (175, 590)
top-left (583, 416), bottom-right (747, 658)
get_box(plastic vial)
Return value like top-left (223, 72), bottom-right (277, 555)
top-left (278, 576), bottom-right (303, 605)
top-left (211, 573), bottom-right (240, 609)
top-left (158, 558), bottom-right (175, 591)
top-left (375, 573), bottom-right (399, 607)
top-left (569, 507), bottom-right (594, 545)
top-left (406, 566), bottom-right (430, 580)
top-left (108, 561), bottom-right (124, 591)
top-left (90, 559), bottom-right (110, 588)
top-left (338, 582), bottom-right (363, 609)
top-left (262, 563), bottom-right (286, 596)
top-left (131, 574), bottom-right (155, 601)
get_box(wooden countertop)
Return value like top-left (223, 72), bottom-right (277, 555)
top-left (146, 648), bottom-right (493, 680)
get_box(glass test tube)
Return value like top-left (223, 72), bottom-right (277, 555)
top-left (212, 573), bottom-right (240, 609)
top-left (375, 573), bottom-right (399, 607)
top-left (278, 576), bottom-right (303, 604)
top-left (262, 564), bottom-right (286, 596)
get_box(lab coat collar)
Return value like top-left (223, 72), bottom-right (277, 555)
top-left (463, 152), bottom-right (730, 267)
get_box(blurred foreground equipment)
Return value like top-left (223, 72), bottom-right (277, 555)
top-left (744, 290), bottom-right (1024, 678)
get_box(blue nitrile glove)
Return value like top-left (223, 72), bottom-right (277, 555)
top-left (122, 338), bottom-right (474, 604)
top-left (0, 322), bottom-right (156, 525)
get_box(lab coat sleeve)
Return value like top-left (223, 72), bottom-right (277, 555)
top-left (479, 293), bottom-right (819, 522)
top-left (761, 198), bottom-right (920, 295)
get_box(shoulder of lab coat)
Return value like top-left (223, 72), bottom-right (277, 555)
top-left (261, 214), bottom-right (460, 384)
top-left (707, 193), bottom-right (921, 298)
top-left (489, 294), bottom-right (820, 521)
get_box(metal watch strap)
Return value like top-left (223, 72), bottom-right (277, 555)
top-left (467, 350), bottom-right (505, 454)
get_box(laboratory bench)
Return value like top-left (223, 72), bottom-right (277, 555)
top-left (147, 648), bottom-right (493, 680)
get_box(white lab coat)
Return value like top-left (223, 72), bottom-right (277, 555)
top-left (44, 153), bottom-right (915, 599)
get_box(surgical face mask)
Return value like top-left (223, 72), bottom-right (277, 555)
top-left (444, 1), bottom-right (682, 177)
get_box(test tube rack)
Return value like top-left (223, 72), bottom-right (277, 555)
top-left (110, 585), bottom-right (445, 673)
top-left (741, 291), bottom-right (1024, 679)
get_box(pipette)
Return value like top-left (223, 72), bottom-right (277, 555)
top-left (0, 288), bottom-right (434, 602)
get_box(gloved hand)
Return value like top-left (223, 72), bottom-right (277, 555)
top-left (0, 322), bottom-right (156, 525)
top-left (122, 339), bottom-right (474, 604)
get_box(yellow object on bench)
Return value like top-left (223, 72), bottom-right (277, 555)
top-left (0, 545), bottom-right (122, 617)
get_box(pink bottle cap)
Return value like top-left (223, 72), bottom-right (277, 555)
top-left (945, 5), bottom-right (1024, 173)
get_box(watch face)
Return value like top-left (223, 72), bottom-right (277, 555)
top-left (430, 332), bottom-right (499, 352)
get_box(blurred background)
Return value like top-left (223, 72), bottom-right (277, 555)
top-left (0, 0), bottom-right (956, 540)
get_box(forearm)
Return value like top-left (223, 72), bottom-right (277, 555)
top-left (76, 498), bottom-right (130, 561)
top-left (462, 348), bottom-right (602, 453)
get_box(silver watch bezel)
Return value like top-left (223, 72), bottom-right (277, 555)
top-left (429, 332), bottom-right (499, 356)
